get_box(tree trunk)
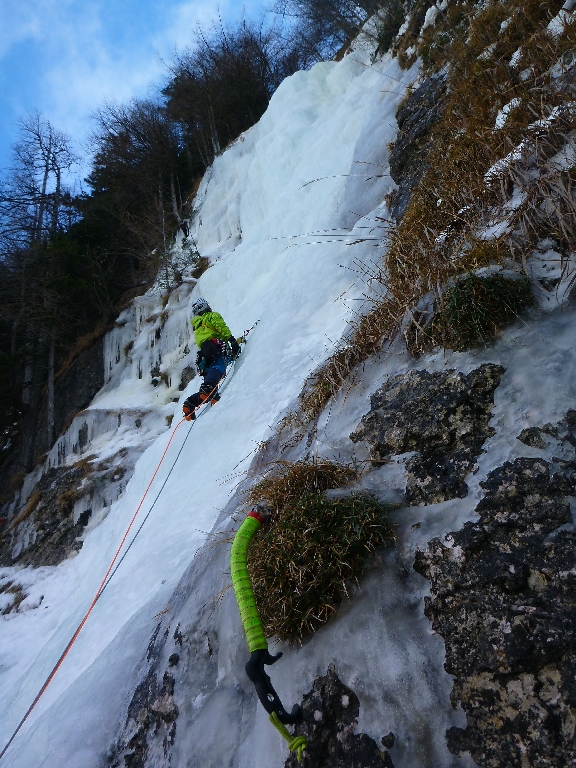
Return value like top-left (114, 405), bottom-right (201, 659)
top-left (194, 131), bottom-right (210, 169)
top-left (50, 167), bottom-right (61, 237)
top-left (35, 136), bottom-right (52, 243)
top-left (19, 335), bottom-right (46, 472)
top-left (46, 327), bottom-right (56, 448)
top-left (11, 265), bottom-right (27, 357)
top-left (208, 100), bottom-right (221, 156)
top-left (170, 173), bottom-right (181, 225)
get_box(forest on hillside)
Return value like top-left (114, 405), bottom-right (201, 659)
top-left (0, 0), bottom-right (386, 478)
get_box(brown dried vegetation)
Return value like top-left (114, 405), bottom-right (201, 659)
top-left (293, 0), bottom-right (576, 421)
top-left (6, 491), bottom-right (42, 532)
top-left (245, 460), bottom-right (393, 642)
top-left (0, 580), bottom-right (27, 615)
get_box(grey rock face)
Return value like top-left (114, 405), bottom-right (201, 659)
top-left (350, 364), bottom-right (504, 505)
top-left (518, 408), bottom-right (576, 451)
top-left (0, 452), bottom-right (127, 567)
top-left (285, 665), bottom-right (394, 768)
top-left (53, 339), bottom-right (106, 440)
top-left (178, 365), bottom-right (196, 391)
top-left (32, 337), bottom-right (106, 466)
top-left (109, 624), bottom-right (179, 768)
top-left (414, 457), bottom-right (576, 767)
top-left (0, 337), bottom-right (106, 519)
top-left (388, 74), bottom-right (447, 221)
top-left (517, 426), bottom-right (547, 448)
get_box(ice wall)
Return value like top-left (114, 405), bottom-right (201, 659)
top-left (0, 44), bottom-right (419, 767)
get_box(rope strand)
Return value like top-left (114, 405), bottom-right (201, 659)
top-left (0, 417), bottom-right (193, 761)
top-left (0, 347), bottom-right (244, 760)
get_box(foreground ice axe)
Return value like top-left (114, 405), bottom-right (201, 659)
top-left (230, 508), bottom-right (308, 759)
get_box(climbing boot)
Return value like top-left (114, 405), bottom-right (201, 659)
top-left (182, 401), bottom-right (196, 421)
top-left (199, 382), bottom-right (220, 405)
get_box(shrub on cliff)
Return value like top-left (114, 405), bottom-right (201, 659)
top-left (433, 273), bottom-right (534, 350)
top-left (245, 460), bottom-right (393, 642)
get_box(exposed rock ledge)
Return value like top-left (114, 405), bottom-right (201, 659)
top-left (285, 665), bottom-right (395, 768)
top-left (350, 364), bottom-right (504, 505)
top-left (414, 457), bottom-right (576, 767)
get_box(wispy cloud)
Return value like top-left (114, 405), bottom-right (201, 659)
top-left (0, 0), bottom-right (76, 58)
top-left (0, 0), bottom-right (265, 168)
top-left (160, 0), bottom-right (235, 51)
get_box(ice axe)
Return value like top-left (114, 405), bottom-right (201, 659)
top-left (230, 507), bottom-right (307, 757)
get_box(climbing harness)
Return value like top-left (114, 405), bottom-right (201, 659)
top-left (230, 508), bottom-right (308, 760)
top-left (193, 317), bottom-right (257, 379)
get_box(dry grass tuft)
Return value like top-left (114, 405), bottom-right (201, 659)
top-left (287, 0), bottom-right (575, 425)
top-left (9, 472), bottom-right (26, 491)
top-left (191, 255), bottom-right (210, 279)
top-left (246, 459), bottom-right (393, 642)
top-left (6, 491), bottom-right (43, 533)
top-left (57, 487), bottom-right (83, 512)
top-left (0, 580), bottom-right (27, 615)
top-left (246, 459), bottom-right (357, 513)
top-left (4, 454), bottom-right (97, 537)
top-left (298, 299), bottom-right (403, 420)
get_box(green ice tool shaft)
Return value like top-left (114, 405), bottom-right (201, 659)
top-left (230, 509), bottom-right (303, 731)
top-left (230, 511), bottom-right (268, 652)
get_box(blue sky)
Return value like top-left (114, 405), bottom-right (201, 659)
top-left (0, 0), bottom-right (267, 180)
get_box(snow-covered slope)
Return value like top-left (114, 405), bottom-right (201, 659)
top-left (0, 45), bottom-right (419, 767)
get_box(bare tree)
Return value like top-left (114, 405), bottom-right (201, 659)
top-left (4, 111), bottom-right (77, 244)
top-left (271, 0), bottom-right (382, 58)
top-left (0, 111), bottom-right (77, 453)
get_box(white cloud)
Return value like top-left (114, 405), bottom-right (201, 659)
top-left (0, 0), bottom-right (64, 57)
top-left (41, 11), bottom-right (165, 153)
top-left (0, 0), bottom-right (267, 170)
top-left (159, 0), bottom-right (235, 51)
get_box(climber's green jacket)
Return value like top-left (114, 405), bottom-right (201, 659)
top-left (191, 311), bottom-right (232, 347)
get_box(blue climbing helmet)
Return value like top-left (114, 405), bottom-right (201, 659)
top-left (191, 297), bottom-right (211, 316)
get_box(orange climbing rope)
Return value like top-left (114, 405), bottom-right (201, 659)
top-left (0, 416), bottom-right (189, 761)
top-left (0, 337), bottom-right (250, 761)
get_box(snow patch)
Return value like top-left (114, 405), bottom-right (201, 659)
top-left (509, 48), bottom-right (522, 68)
top-left (548, 5), bottom-right (576, 38)
top-left (478, 43), bottom-right (496, 61)
top-left (495, 97), bottom-right (522, 130)
top-left (421, 5), bottom-right (440, 32)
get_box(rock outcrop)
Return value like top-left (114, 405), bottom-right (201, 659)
top-left (387, 74), bottom-right (447, 221)
top-left (109, 624), bottom-right (179, 768)
top-left (414, 457), bottom-right (576, 767)
top-left (285, 665), bottom-right (394, 768)
top-left (0, 450), bottom-right (128, 567)
top-left (350, 364), bottom-right (504, 505)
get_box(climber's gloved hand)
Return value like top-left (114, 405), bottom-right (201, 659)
top-left (183, 398), bottom-right (196, 421)
top-left (230, 338), bottom-right (241, 358)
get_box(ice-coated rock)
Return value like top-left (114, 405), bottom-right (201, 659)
top-left (350, 364), bottom-right (504, 505)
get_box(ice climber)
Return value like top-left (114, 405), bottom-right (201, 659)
top-left (182, 297), bottom-right (241, 420)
